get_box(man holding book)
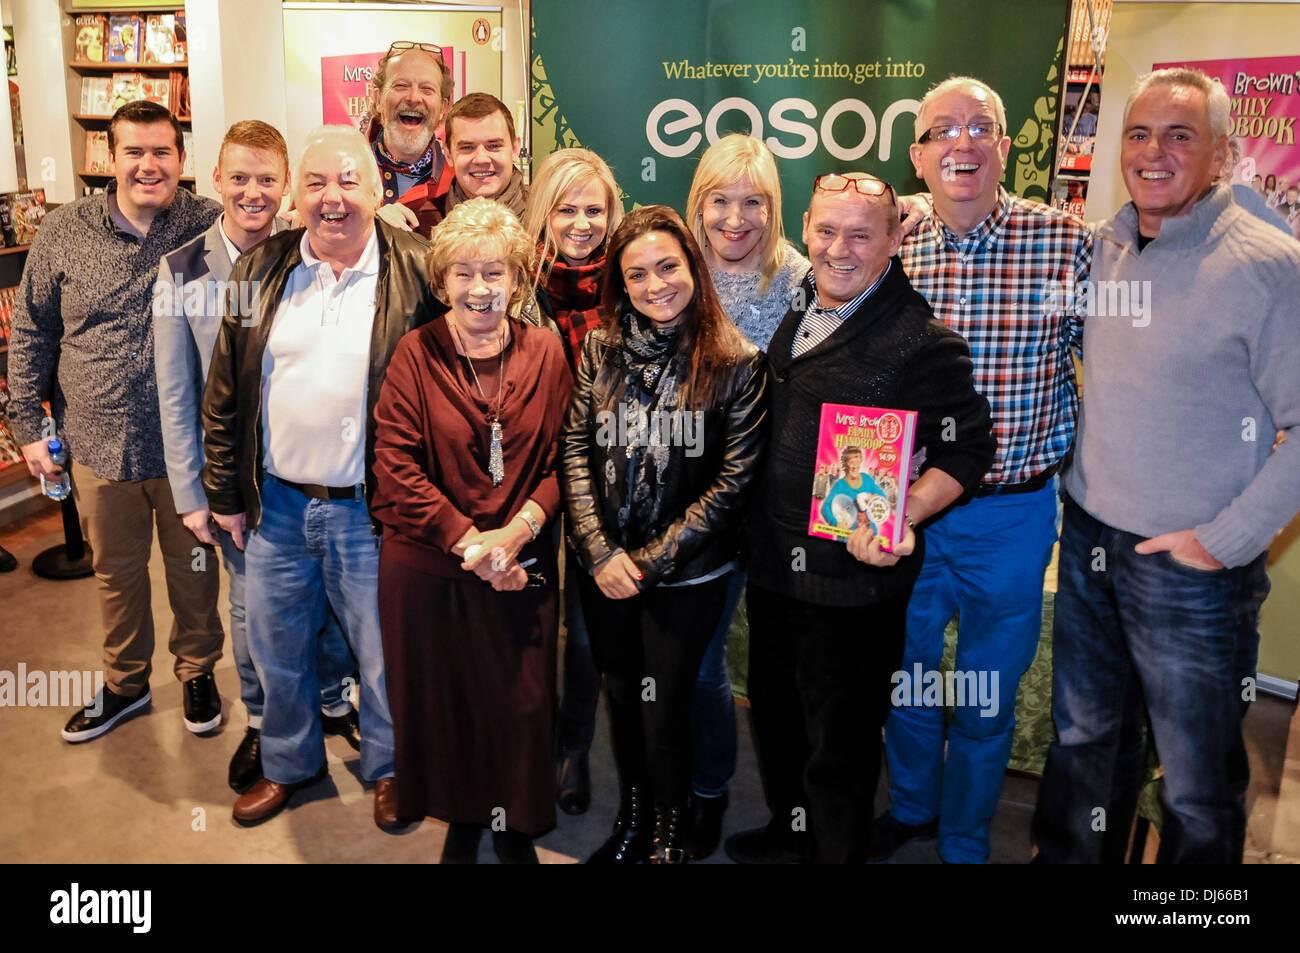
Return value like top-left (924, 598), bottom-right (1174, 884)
top-left (726, 171), bottom-right (993, 863)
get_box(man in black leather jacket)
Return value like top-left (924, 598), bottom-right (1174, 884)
top-left (726, 173), bottom-right (995, 864)
top-left (202, 125), bottom-right (444, 831)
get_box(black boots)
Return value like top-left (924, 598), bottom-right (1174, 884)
top-left (587, 784), bottom-right (653, 864)
top-left (440, 822), bottom-right (483, 864)
top-left (649, 802), bottom-right (689, 864)
top-left (684, 792), bottom-right (728, 860)
top-left (556, 748), bottom-right (591, 815)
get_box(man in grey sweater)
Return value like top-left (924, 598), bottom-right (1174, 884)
top-left (1034, 67), bottom-right (1300, 863)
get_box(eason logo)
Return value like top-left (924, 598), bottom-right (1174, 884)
top-left (49, 883), bottom-right (151, 933)
top-left (0, 665), bottom-right (103, 712)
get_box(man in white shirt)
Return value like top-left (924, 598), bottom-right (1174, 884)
top-left (154, 120), bottom-right (362, 796)
top-left (201, 125), bottom-right (443, 830)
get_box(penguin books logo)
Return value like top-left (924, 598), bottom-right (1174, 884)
top-left (49, 883), bottom-right (151, 933)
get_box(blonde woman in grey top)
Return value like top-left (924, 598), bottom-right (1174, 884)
top-left (675, 133), bottom-right (808, 859)
top-left (686, 134), bottom-right (810, 350)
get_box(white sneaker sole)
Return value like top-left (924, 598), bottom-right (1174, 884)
top-left (185, 703), bottom-right (223, 735)
top-left (61, 690), bottom-right (153, 743)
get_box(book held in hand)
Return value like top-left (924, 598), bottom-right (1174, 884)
top-left (807, 402), bottom-right (917, 552)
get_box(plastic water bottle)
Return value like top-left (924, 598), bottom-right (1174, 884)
top-left (41, 438), bottom-right (72, 501)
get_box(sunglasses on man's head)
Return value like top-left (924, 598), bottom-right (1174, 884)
top-left (916, 121), bottom-right (1001, 144)
top-left (814, 173), bottom-right (897, 206)
top-left (387, 41), bottom-right (445, 65)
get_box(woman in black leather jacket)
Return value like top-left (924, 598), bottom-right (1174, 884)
top-left (561, 205), bottom-right (769, 863)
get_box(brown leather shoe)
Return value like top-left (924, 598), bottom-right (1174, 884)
top-left (374, 776), bottom-right (412, 833)
top-left (232, 763), bottom-right (328, 826)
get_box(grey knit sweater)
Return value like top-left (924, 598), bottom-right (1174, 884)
top-left (1065, 184), bottom-right (1300, 567)
top-left (710, 242), bottom-right (809, 350)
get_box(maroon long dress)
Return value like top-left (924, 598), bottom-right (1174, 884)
top-left (371, 317), bottom-right (574, 836)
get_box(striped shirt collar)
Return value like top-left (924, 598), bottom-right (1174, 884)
top-left (806, 257), bottom-right (892, 317)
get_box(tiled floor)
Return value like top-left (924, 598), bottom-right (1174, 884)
top-left (1, 503), bottom-right (1296, 863)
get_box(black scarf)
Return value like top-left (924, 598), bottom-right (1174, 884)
top-left (601, 309), bottom-right (684, 543)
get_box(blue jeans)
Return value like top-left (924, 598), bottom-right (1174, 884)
top-left (884, 485), bottom-right (1058, 863)
top-left (690, 569), bottom-right (744, 798)
top-left (244, 475), bottom-right (394, 783)
top-left (1033, 497), bottom-right (1269, 863)
top-left (219, 532), bottom-right (356, 728)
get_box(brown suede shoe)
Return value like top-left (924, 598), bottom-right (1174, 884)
top-left (374, 776), bottom-right (412, 833)
top-left (232, 763), bottom-right (328, 826)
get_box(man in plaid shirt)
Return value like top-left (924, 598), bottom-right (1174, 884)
top-left (873, 77), bottom-right (1092, 864)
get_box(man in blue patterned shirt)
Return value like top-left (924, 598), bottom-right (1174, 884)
top-left (9, 102), bottom-right (223, 744)
top-left (873, 77), bottom-right (1093, 865)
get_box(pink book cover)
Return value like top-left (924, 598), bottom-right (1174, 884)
top-left (808, 402), bottom-right (917, 551)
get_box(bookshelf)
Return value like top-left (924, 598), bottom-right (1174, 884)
top-left (66, 8), bottom-right (193, 194)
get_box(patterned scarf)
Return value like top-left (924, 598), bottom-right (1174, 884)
top-left (543, 252), bottom-right (604, 364)
top-left (445, 169), bottom-right (528, 219)
top-left (602, 309), bottom-right (683, 544)
top-left (372, 129), bottom-right (437, 180)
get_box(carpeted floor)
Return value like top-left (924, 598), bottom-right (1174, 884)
top-left (1, 503), bottom-right (1295, 863)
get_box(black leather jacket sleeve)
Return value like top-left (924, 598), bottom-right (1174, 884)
top-left (629, 353), bottom-right (769, 587)
top-left (561, 333), bottom-right (622, 573)
top-left (201, 268), bottom-right (249, 516)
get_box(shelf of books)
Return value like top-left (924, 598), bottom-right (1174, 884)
top-left (0, 285), bottom-right (31, 484)
top-left (70, 9), bottom-right (193, 195)
top-left (1053, 0), bottom-right (1111, 219)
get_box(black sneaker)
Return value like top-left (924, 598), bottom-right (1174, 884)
top-left (61, 686), bottom-right (152, 743)
top-left (867, 812), bottom-right (939, 862)
top-left (183, 673), bottom-right (222, 734)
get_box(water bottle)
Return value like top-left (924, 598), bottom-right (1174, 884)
top-left (40, 438), bottom-right (72, 501)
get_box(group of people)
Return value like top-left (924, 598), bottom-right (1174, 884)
top-left (8, 43), bottom-right (1299, 865)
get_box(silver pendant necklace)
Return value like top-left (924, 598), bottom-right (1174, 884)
top-left (451, 322), bottom-right (508, 487)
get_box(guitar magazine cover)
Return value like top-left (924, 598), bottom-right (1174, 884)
top-left (808, 403), bottom-right (917, 552)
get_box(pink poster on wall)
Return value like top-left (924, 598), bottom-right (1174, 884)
top-left (1155, 54), bottom-right (1300, 231)
top-left (319, 47), bottom-right (465, 133)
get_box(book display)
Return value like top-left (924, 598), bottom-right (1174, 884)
top-left (1054, 0), bottom-right (1112, 218)
top-left (68, 8), bottom-right (192, 195)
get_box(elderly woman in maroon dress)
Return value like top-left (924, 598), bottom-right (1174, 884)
top-left (371, 196), bottom-right (574, 863)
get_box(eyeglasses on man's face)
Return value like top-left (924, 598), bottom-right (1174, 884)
top-left (917, 121), bottom-right (1001, 144)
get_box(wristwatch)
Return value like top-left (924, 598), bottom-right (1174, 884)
top-left (515, 510), bottom-right (541, 540)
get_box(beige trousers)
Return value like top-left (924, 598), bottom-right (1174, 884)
top-left (71, 460), bottom-right (223, 695)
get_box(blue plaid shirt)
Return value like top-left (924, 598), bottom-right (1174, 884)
top-left (900, 188), bottom-right (1092, 485)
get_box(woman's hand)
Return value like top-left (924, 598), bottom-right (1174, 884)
top-left (461, 523), bottom-right (531, 575)
top-left (490, 563), bottom-right (529, 592)
top-left (594, 552), bottom-right (643, 600)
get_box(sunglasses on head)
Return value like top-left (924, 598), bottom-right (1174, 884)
top-left (814, 173), bottom-right (897, 207)
top-left (387, 41), bottom-right (445, 65)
